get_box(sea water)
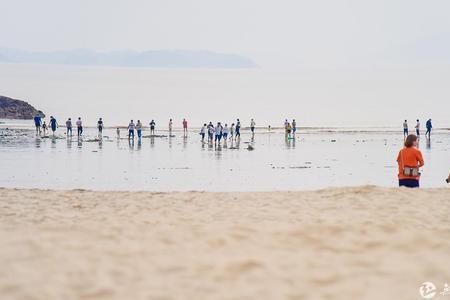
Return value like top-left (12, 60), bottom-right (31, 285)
top-left (0, 127), bottom-right (448, 191)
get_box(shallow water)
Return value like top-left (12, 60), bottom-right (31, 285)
top-left (0, 127), bottom-right (448, 191)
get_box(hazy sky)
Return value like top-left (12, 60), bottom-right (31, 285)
top-left (1, 0), bottom-right (450, 68)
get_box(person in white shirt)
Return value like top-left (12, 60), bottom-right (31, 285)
top-left (66, 118), bottom-right (72, 137)
top-left (76, 117), bottom-right (83, 137)
top-left (128, 120), bottom-right (135, 139)
top-left (136, 120), bottom-right (142, 139)
top-left (250, 119), bottom-right (256, 134)
top-left (223, 124), bottom-right (229, 140)
top-left (215, 122), bottom-right (223, 144)
top-left (200, 124), bottom-right (206, 142)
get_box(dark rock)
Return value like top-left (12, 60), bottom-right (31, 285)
top-left (0, 96), bottom-right (45, 119)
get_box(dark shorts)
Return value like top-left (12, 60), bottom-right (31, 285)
top-left (399, 179), bottom-right (419, 188)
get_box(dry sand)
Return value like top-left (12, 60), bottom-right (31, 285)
top-left (0, 186), bottom-right (449, 300)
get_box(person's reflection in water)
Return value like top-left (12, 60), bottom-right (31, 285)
top-left (66, 136), bottom-right (72, 149)
top-left (137, 138), bottom-right (142, 150)
top-left (168, 135), bottom-right (173, 149)
top-left (150, 136), bottom-right (155, 148)
top-left (223, 138), bottom-right (228, 149)
top-left (183, 136), bottom-right (188, 149)
top-left (129, 138), bottom-right (134, 150)
top-left (215, 143), bottom-right (222, 159)
top-left (98, 138), bottom-right (103, 150)
top-left (34, 137), bottom-right (42, 148)
top-left (251, 133), bottom-right (255, 143)
top-left (77, 136), bottom-right (83, 148)
top-left (235, 139), bottom-right (241, 149)
top-left (50, 136), bottom-right (57, 148)
top-left (426, 137), bottom-right (431, 149)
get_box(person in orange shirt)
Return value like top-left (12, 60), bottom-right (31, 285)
top-left (397, 134), bottom-right (424, 188)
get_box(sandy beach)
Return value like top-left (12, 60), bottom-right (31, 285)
top-left (1, 186), bottom-right (449, 300)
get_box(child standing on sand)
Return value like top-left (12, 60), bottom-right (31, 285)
top-left (42, 121), bottom-right (47, 136)
top-left (397, 134), bottom-right (424, 188)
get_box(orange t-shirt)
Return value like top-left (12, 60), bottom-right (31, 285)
top-left (397, 147), bottom-right (424, 180)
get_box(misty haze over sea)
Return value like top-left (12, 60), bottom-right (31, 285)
top-left (0, 48), bottom-right (257, 69)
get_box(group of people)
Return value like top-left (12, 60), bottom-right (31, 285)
top-left (199, 119), bottom-right (245, 144)
top-left (284, 119), bottom-right (297, 138)
top-left (123, 118), bottom-right (188, 139)
top-left (398, 118), bottom-right (434, 189)
top-left (33, 114), bottom-right (443, 189)
top-left (403, 119), bottom-right (432, 139)
top-left (34, 115), bottom-right (85, 137)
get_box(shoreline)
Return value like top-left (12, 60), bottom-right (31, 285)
top-left (1, 186), bottom-right (449, 300)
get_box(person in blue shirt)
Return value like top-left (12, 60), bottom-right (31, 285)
top-left (425, 119), bottom-right (432, 139)
top-left (34, 115), bottom-right (42, 135)
top-left (49, 116), bottom-right (58, 136)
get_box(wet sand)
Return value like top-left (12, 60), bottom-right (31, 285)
top-left (1, 186), bottom-right (449, 300)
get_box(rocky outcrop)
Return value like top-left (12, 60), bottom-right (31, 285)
top-left (0, 96), bottom-right (45, 119)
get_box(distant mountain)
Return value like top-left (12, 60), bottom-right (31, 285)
top-left (0, 48), bottom-right (257, 68)
top-left (0, 96), bottom-right (45, 120)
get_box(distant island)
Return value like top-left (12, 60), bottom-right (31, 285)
top-left (0, 48), bottom-right (257, 69)
top-left (0, 96), bottom-right (45, 119)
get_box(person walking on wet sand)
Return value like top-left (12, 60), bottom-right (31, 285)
top-left (66, 118), bottom-right (72, 137)
top-left (76, 117), bottom-right (83, 137)
top-left (136, 120), bottom-right (142, 139)
top-left (49, 116), bottom-right (58, 136)
top-left (403, 120), bottom-right (408, 138)
top-left (128, 120), bottom-right (135, 139)
top-left (34, 114), bottom-right (42, 135)
top-left (414, 119), bottom-right (420, 137)
top-left (229, 123), bottom-right (235, 140)
top-left (168, 119), bottom-right (173, 135)
top-left (235, 119), bottom-right (241, 140)
top-left (215, 122), bottom-right (223, 144)
top-left (149, 120), bottom-right (156, 136)
top-left (250, 119), bottom-right (256, 134)
top-left (397, 134), bottom-right (424, 188)
top-left (183, 118), bottom-right (188, 136)
top-left (97, 118), bottom-right (104, 137)
top-left (200, 123), bottom-right (206, 142)
top-left (425, 119), bottom-right (432, 139)
top-left (223, 124), bottom-right (229, 141)
top-left (292, 119), bottom-right (297, 135)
